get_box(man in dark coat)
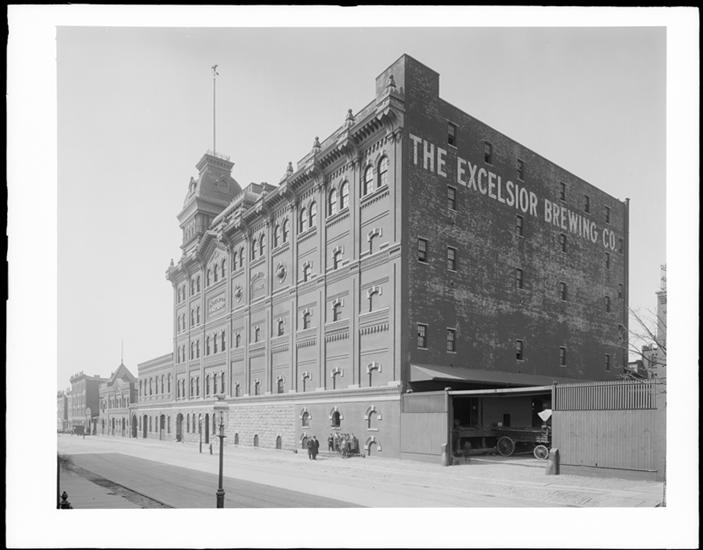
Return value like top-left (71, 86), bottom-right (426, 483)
top-left (306, 437), bottom-right (313, 459)
top-left (312, 436), bottom-right (320, 459)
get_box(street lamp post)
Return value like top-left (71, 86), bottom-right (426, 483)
top-left (199, 416), bottom-right (202, 454)
top-left (213, 394), bottom-right (229, 508)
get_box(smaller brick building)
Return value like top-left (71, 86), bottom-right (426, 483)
top-left (57, 390), bottom-right (68, 432)
top-left (68, 372), bottom-right (106, 434)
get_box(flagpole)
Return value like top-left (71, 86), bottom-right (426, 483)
top-left (212, 64), bottom-right (218, 155)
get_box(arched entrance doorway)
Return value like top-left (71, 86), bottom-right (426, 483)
top-left (142, 414), bottom-right (148, 438)
top-left (204, 414), bottom-right (209, 444)
top-left (132, 415), bottom-right (137, 438)
top-left (176, 414), bottom-right (183, 442)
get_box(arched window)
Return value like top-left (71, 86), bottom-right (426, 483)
top-left (235, 383), bottom-right (240, 397)
top-left (190, 378), bottom-right (194, 397)
top-left (368, 288), bottom-right (380, 312)
top-left (273, 225), bottom-right (280, 248)
top-left (363, 165), bottom-right (374, 196)
top-left (303, 311), bottom-right (311, 330)
top-left (195, 376), bottom-right (200, 396)
top-left (213, 334), bottom-right (218, 353)
top-left (277, 319), bottom-right (285, 336)
top-left (378, 156), bottom-right (389, 188)
top-left (233, 251), bottom-right (238, 270)
top-left (251, 241), bottom-right (257, 260)
top-left (328, 188), bottom-right (338, 217)
top-left (277, 378), bottom-right (284, 394)
top-left (308, 202), bottom-right (317, 228)
top-left (367, 409), bottom-right (378, 430)
top-left (282, 219), bottom-right (289, 243)
top-left (254, 326), bottom-right (261, 342)
top-left (213, 374), bottom-right (218, 395)
top-left (235, 333), bottom-right (241, 348)
top-left (221, 331), bottom-right (225, 351)
top-left (206, 269), bottom-right (211, 286)
top-left (302, 262), bottom-right (312, 282)
top-left (167, 374), bottom-right (171, 393)
top-left (221, 259), bottom-right (226, 277)
top-left (254, 380), bottom-right (260, 396)
top-left (149, 378), bottom-right (153, 395)
top-left (331, 410), bottom-right (341, 428)
top-left (186, 414), bottom-right (190, 432)
top-left (196, 275), bottom-right (200, 291)
top-left (301, 410), bottom-right (310, 427)
top-left (253, 434), bottom-right (259, 447)
top-left (220, 372), bottom-right (225, 393)
top-left (259, 234), bottom-right (265, 257)
top-left (196, 339), bottom-right (200, 357)
top-left (161, 375), bottom-right (165, 394)
top-left (239, 247), bottom-right (244, 268)
top-left (276, 435), bottom-right (282, 449)
top-left (213, 264), bottom-right (219, 282)
top-left (206, 336), bottom-right (211, 355)
top-left (340, 181), bottom-right (349, 210)
top-left (234, 432), bottom-right (239, 445)
top-left (299, 207), bottom-right (307, 232)
top-left (205, 374), bottom-right (210, 396)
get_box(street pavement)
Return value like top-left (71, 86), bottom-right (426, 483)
top-left (58, 434), bottom-right (664, 508)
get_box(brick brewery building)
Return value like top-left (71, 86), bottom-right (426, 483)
top-left (130, 55), bottom-right (629, 460)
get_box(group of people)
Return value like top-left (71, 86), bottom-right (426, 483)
top-left (305, 435), bottom-right (320, 459)
top-left (328, 432), bottom-right (359, 458)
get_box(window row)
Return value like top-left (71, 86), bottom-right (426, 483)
top-left (206, 259), bottom-right (227, 286)
top-left (139, 374), bottom-right (171, 397)
top-left (100, 393), bottom-right (130, 410)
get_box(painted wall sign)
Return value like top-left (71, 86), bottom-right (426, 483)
top-left (410, 133), bottom-right (620, 250)
top-left (208, 294), bottom-right (226, 314)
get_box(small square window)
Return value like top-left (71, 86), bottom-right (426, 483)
top-left (446, 329), bottom-right (456, 352)
top-left (484, 142), bottom-right (493, 164)
top-left (517, 159), bottom-right (525, 181)
top-left (417, 323), bottom-right (428, 349)
top-left (448, 123), bottom-right (457, 147)
top-left (447, 247), bottom-right (456, 271)
top-left (417, 238), bottom-right (428, 262)
top-left (447, 186), bottom-right (457, 211)
top-left (515, 340), bottom-right (524, 360)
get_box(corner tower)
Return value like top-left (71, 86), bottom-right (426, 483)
top-left (178, 151), bottom-right (241, 255)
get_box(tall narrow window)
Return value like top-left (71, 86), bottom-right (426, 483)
top-left (447, 247), bottom-right (456, 271)
top-left (221, 331), bottom-right (225, 351)
top-left (605, 354), bottom-right (611, 371)
top-left (239, 247), bottom-right (244, 268)
top-left (277, 378), bottom-right (284, 394)
top-left (273, 225), bottom-right (280, 248)
top-left (446, 329), bottom-right (456, 352)
top-left (516, 215), bottom-right (524, 237)
top-left (213, 334), bottom-right (218, 354)
top-left (259, 234), bottom-right (265, 257)
top-left (205, 374), bottom-right (210, 396)
top-left (303, 311), bottom-right (311, 330)
top-left (447, 186), bottom-right (457, 211)
top-left (417, 238), bottom-right (428, 262)
top-left (447, 122), bottom-right (457, 146)
top-left (213, 374), bottom-right (218, 395)
top-left (235, 383), bottom-right (240, 397)
top-left (277, 319), bottom-right (284, 336)
top-left (605, 206), bottom-right (611, 224)
top-left (559, 182), bottom-right (566, 202)
top-left (484, 142), bottom-right (493, 164)
top-left (332, 302), bottom-right (342, 322)
top-left (235, 333), bottom-right (241, 348)
top-left (517, 159), bottom-right (525, 181)
top-left (363, 165), bottom-right (374, 196)
top-left (605, 296), bottom-right (611, 312)
top-left (559, 233), bottom-right (567, 253)
top-left (559, 346), bottom-right (567, 367)
top-left (328, 188), bottom-right (338, 217)
top-left (368, 289), bottom-right (379, 312)
top-left (213, 264), bottom-right (219, 282)
top-left (618, 283), bottom-right (624, 299)
top-left (417, 323), bottom-right (428, 349)
top-left (254, 381), bottom-right (260, 396)
top-left (559, 282), bottom-right (568, 301)
top-left (251, 243), bottom-right (256, 261)
top-left (516, 339), bottom-right (524, 360)
top-left (605, 252), bottom-right (611, 270)
top-left (340, 181), bottom-right (349, 210)
top-left (516, 268), bottom-right (524, 290)
top-left (378, 156), bottom-right (389, 188)
top-left (299, 207), bottom-right (307, 232)
top-left (302, 263), bottom-right (311, 282)
top-left (206, 336), bottom-right (210, 356)
top-left (584, 194), bottom-right (591, 213)
top-left (254, 326), bottom-right (261, 342)
top-left (282, 219), bottom-right (289, 243)
top-left (308, 201), bottom-right (317, 228)
top-left (233, 251), bottom-right (239, 270)
top-left (333, 250), bottom-right (343, 270)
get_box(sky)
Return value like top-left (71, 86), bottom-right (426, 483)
top-left (56, 26), bottom-right (667, 387)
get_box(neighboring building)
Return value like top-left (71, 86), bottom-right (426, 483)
top-left (57, 390), bottom-right (69, 432)
top-left (98, 362), bottom-right (138, 437)
top-left (643, 265), bottom-right (667, 380)
top-left (625, 359), bottom-right (649, 379)
top-left (132, 54), bottom-right (629, 458)
top-left (134, 353), bottom-right (174, 440)
top-left (68, 372), bottom-right (107, 434)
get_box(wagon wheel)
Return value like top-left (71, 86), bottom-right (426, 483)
top-left (496, 436), bottom-right (515, 457)
top-left (533, 444), bottom-right (549, 460)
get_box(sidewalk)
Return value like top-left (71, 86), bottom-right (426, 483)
top-left (58, 465), bottom-right (141, 509)
top-left (58, 434), bottom-right (664, 507)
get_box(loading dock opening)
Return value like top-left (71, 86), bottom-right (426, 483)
top-left (448, 386), bottom-right (553, 458)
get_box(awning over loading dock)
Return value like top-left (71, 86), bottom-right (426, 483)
top-left (410, 364), bottom-right (581, 388)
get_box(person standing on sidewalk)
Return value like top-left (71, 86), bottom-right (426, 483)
top-left (312, 436), bottom-right (320, 460)
top-left (306, 437), bottom-right (313, 460)
top-left (328, 433), bottom-right (334, 452)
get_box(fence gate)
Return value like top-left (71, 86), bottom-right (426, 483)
top-left (552, 380), bottom-right (665, 479)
